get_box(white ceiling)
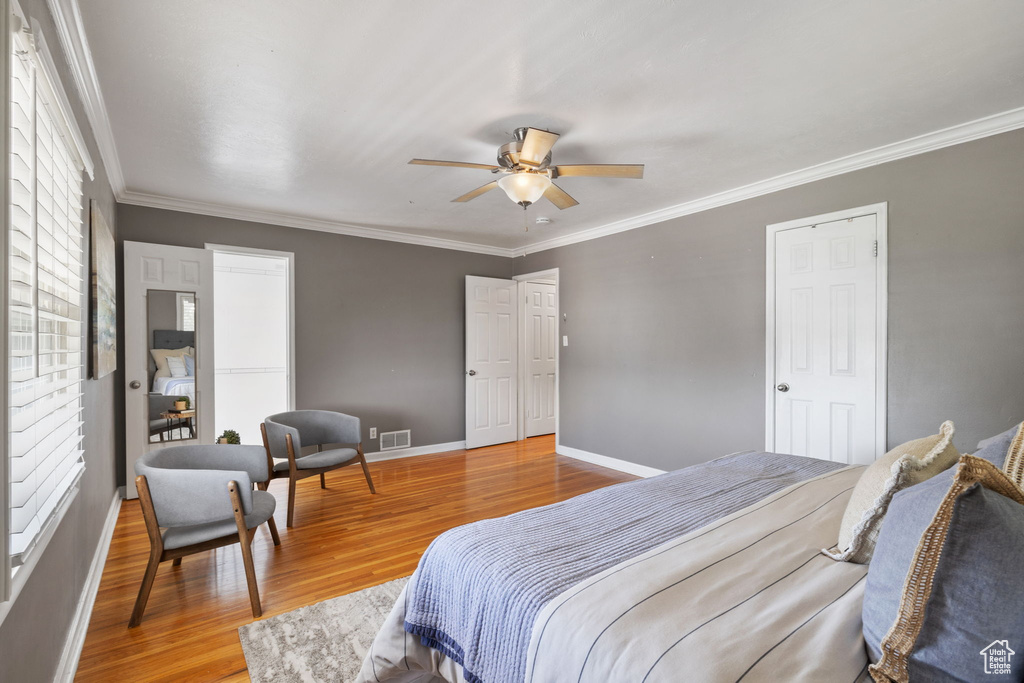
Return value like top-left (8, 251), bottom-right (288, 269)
top-left (74, 1), bottom-right (1024, 252)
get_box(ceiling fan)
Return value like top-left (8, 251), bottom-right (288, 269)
top-left (409, 127), bottom-right (644, 210)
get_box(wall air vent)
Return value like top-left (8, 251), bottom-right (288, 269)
top-left (379, 429), bottom-right (411, 451)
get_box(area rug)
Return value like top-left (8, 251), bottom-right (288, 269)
top-left (239, 576), bottom-right (409, 682)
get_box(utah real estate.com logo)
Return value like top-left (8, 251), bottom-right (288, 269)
top-left (980, 640), bottom-right (1015, 675)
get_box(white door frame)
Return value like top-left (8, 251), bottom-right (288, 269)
top-left (205, 243), bottom-right (296, 411)
top-left (514, 268), bottom-right (560, 443)
top-left (764, 202), bottom-right (888, 457)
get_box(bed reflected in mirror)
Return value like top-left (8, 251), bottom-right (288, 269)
top-left (146, 290), bottom-right (197, 442)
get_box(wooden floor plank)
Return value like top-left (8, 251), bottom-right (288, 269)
top-left (75, 436), bottom-right (634, 681)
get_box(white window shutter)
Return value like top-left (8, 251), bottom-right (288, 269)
top-left (7, 29), bottom-right (86, 565)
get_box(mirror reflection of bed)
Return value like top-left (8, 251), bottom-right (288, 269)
top-left (147, 290), bottom-right (198, 442)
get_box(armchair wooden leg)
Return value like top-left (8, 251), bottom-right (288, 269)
top-left (358, 454), bottom-right (376, 494)
top-left (229, 481), bottom-right (263, 619)
top-left (237, 532), bottom-right (262, 619)
top-left (129, 549), bottom-right (161, 628)
top-left (267, 516), bottom-right (281, 546)
top-left (287, 477), bottom-right (297, 528)
top-left (320, 472), bottom-right (326, 489)
top-left (172, 557), bottom-right (182, 567)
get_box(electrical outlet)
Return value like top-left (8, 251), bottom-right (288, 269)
top-left (370, 427), bottom-right (377, 439)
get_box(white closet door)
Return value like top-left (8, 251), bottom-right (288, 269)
top-left (773, 215), bottom-right (878, 464)
top-left (524, 282), bottom-right (556, 437)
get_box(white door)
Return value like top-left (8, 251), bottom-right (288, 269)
top-left (523, 282), bottom-right (556, 437)
top-left (124, 241), bottom-right (215, 498)
top-left (465, 276), bottom-right (518, 449)
top-left (771, 212), bottom-right (881, 465)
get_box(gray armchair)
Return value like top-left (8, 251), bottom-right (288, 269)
top-left (260, 410), bottom-right (376, 527)
top-left (130, 444), bottom-right (280, 627)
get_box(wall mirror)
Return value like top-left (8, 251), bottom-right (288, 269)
top-left (146, 290), bottom-right (198, 442)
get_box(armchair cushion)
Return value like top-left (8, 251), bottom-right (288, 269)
top-left (162, 490), bottom-right (277, 550)
top-left (272, 447), bottom-right (359, 472)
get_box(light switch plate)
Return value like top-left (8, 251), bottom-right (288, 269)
top-left (562, 335), bottom-right (569, 347)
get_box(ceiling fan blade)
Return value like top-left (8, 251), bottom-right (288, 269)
top-left (543, 183), bottom-right (579, 210)
top-left (519, 128), bottom-right (559, 168)
top-left (452, 181), bottom-right (499, 203)
top-left (409, 159), bottom-right (501, 171)
top-left (554, 164), bottom-right (644, 179)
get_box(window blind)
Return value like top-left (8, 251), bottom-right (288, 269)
top-left (8, 29), bottom-right (86, 565)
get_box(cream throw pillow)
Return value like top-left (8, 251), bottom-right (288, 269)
top-left (166, 355), bottom-right (188, 378)
top-left (825, 420), bottom-right (959, 564)
top-left (150, 346), bottom-right (192, 379)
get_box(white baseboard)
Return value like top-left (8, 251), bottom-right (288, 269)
top-left (364, 440), bottom-right (466, 463)
top-left (556, 443), bottom-right (666, 478)
top-left (54, 490), bottom-right (122, 683)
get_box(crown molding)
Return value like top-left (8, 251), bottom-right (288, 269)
top-left (511, 105), bottom-right (1024, 257)
top-left (122, 105), bottom-right (1024, 258)
top-left (118, 190), bottom-right (517, 257)
top-left (46, 0), bottom-right (126, 195)
top-left (43, 0), bottom-right (1024, 259)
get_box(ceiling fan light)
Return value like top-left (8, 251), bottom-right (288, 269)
top-left (497, 172), bottom-right (551, 206)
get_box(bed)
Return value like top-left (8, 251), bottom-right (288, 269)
top-left (152, 375), bottom-right (195, 403)
top-left (150, 329), bottom-right (195, 401)
top-left (357, 451), bottom-right (872, 683)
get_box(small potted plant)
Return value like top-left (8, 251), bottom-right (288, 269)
top-left (218, 429), bottom-right (241, 445)
top-left (173, 395), bottom-right (190, 411)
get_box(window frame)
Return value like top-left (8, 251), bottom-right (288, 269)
top-left (0, 0), bottom-right (95, 623)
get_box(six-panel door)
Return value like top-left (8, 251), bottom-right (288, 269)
top-left (774, 215), bottom-right (878, 464)
top-left (465, 276), bottom-right (518, 449)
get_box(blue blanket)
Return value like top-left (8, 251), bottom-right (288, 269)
top-left (403, 451), bottom-right (844, 683)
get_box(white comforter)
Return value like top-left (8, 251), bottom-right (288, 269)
top-left (359, 465), bottom-right (871, 683)
top-left (152, 376), bottom-right (195, 402)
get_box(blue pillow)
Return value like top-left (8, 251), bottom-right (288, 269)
top-left (864, 455), bottom-right (1024, 681)
top-left (973, 423), bottom-right (1022, 467)
top-left (183, 354), bottom-right (195, 376)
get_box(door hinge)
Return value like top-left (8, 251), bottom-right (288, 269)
top-left (873, 240), bottom-right (878, 257)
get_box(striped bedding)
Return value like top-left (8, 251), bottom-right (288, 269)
top-left (358, 452), bottom-right (866, 683)
top-left (526, 464), bottom-right (870, 682)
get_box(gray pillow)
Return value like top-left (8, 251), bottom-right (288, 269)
top-left (974, 423), bottom-right (1022, 465)
top-left (863, 456), bottom-right (1024, 682)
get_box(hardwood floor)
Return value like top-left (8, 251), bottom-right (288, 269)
top-left (75, 436), bottom-right (635, 681)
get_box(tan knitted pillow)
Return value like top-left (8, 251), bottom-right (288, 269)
top-left (1001, 423), bottom-right (1024, 487)
top-left (824, 421), bottom-right (959, 564)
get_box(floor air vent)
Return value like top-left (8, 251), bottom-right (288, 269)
top-left (379, 429), bottom-right (411, 451)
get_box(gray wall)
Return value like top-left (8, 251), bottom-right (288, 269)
top-left (0, 1), bottom-right (119, 681)
top-left (115, 205), bottom-right (513, 483)
top-left (517, 128), bottom-right (1024, 471)
top-left (145, 289), bottom-right (180, 382)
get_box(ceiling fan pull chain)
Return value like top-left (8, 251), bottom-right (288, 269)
top-left (523, 205), bottom-right (529, 232)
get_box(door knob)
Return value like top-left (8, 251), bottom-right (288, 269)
top-left (129, 380), bottom-right (141, 389)
top-left (776, 383), bottom-right (790, 392)
top-left (467, 370), bottom-right (477, 376)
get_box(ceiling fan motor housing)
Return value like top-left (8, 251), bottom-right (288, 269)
top-left (498, 128), bottom-right (552, 170)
